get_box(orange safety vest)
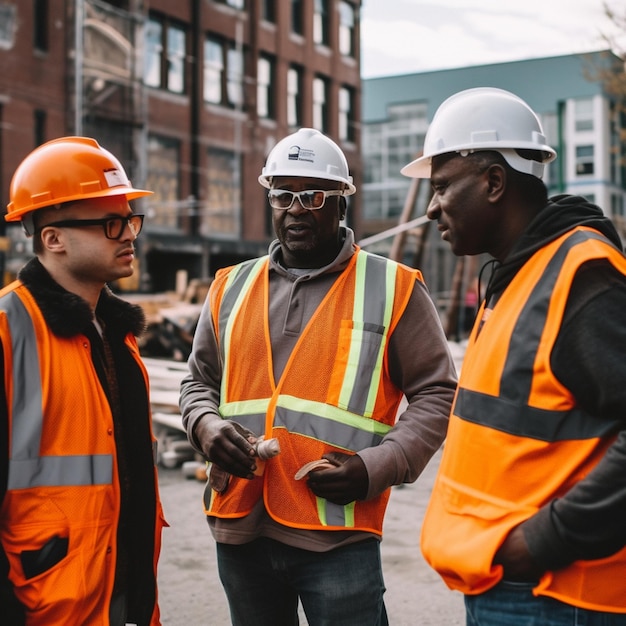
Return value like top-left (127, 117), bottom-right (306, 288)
top-left (0, 282), bottom-right (164, 625)
top-left (205, 249), bottom-right (422, 534)
top-left (421, 227), bottom-right (626, 613)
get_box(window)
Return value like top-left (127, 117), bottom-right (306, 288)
top-left (144, 19), bottom-right (163, 88)
top-left (167, 25), bottom-right (186, 93)
top-left (227, 46), bottom-right (244, 108)
top-left (204, 148), bottom-right (241, 237)
top-left (34, 0), bottom-right (48, 52)
top-left (215, 0), bottom-right (245, 8)
top-left (313, 0), bottom-right (330, 46)
top-left (204, 36), bottom-right (243, 109)
top-left (574, 98), bottom-right (594, 132)
top-left (34, 110), bottom-right (46, 145)
top-left (261, 0), bottom-right (275, 22)
top-left (575, 145), bottom-right (594, 176)
top-left (144, 16), bottom-right (186, 94)
top-left (339, 2), bottom-right (356, 57)
top-left (291, 0), bottom-right (304, 35)
top-left (313, 76), bottom-right (328, 133)
top-left (203, 38), bottom-right (223, 104)
top-left (257, 55), bottom-right (275, 119)
top-left (0, 5), bottom-right (16, 50)
top-left (145, 135), bottom-right (181, 229)
top-left (287, 66), bottom-right (303, 127)
top-left (339, 86), bottom-right (355, 142)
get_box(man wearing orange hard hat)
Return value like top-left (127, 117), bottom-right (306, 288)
top-left (0, 137), bottom-right (166, 625)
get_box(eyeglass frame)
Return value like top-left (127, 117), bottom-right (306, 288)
top-left (267, 189), bottom-right (345, 211)
top-left (38, 214), bottom-right (145, 240)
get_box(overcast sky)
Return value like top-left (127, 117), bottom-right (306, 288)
top-left (360, 0), bottom-right (624, 78)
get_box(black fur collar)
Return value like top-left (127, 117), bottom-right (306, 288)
top-left (17, 258), bottom-right (146, 339)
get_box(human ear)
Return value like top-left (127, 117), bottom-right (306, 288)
top-left (39, 226), bottom-right (65, 253)
top-left (485, 164), bottom-right (506, 203)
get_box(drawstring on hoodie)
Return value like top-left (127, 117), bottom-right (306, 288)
top-left (478, 258), bottom-right (500, 310)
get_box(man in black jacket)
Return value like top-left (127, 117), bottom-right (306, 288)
top-left (402, 88), bottom-right (626, 625)
top-left (0, 137), bottom-right (165, 625)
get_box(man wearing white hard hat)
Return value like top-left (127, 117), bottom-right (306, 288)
top-left (181, 128), bottom-right (457, 625)
top-left (403, 87), bottom-right (626, 624)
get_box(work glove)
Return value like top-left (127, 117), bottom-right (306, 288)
top-left (194, 417), bottom-right (257, 479)
top-left (306, 451), bottom-right (369, 505)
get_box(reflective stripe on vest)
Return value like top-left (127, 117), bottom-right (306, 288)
top-left (455, 229), bottom-right (620, 442)
top-left (340, 251), bottom-right (396, 417)
top-left (1, 291), bottom-right (113, 490)
top-left (220, 257), bottom-right (268, 399)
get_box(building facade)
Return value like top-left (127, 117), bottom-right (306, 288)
top-left (0, 0), bottom-right (362, 290)
top-left (360, 51), bottom-right (626, 313)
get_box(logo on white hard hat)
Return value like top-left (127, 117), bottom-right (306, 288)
top-left (288, 145), bottom-right (315, 163)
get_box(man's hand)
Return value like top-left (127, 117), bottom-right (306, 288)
top-left (306, 452), bottom-right (369, 505)
top-left (194, 417), bottom-right (257, 479)
top-left (493, 524), bottom-right (544, 581)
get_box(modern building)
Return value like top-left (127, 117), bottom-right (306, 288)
top-left (360, 50), bottom-right (626, 313)
top-left (0, 0), bottom-right (362, 290)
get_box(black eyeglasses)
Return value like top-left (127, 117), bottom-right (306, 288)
top-left (268, 189), bottom-right (344, 210)
top-left (41, 214), bottom-right (144, 240)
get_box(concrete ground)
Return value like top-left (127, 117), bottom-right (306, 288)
top-left (156, 447), bottom-right (466, 626)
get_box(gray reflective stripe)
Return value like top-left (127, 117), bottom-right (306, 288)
top-left (340, 252), bottom-right (396, 416)
top-left (318, 497), bottom-right (355, 527)
top-left (9, 455), bottom-right (113, 490)
top-left (220, 396), bottom-right (392, 450)
top-left (454, 388), bottom-right (617, 441)
top-left (219, 257), bottom-right (268, 401)
top-left (0, 290), bottom-right (113, 489)
top-left (457, 230), bottom-right (622, 442)
top-left (1, 292), bottom-right (43, 461)
top-left (275, 401), bottom-right (390, 451)
top-left (500, 231), bottom-right (596, 401)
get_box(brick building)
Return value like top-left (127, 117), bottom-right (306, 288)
top-left (0, 0), bottom-right (363, 290)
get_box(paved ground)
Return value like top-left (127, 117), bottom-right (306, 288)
top-left (156, 447), bottom-right (466, 625)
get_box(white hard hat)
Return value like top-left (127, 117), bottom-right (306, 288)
top-left (401, 87), bottom-right (557, 180)
top-left (259, 128), bottom-right (356, 194)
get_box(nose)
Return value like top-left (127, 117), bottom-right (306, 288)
top-left (121, 220), bottom-right (138, 241)
top-left (426, 195), bottom-right (441, 221)
top-left (287, 198), bottom-right (309, 215)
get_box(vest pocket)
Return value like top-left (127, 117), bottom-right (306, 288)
top-left (20, 535), bottom-right (69, 579)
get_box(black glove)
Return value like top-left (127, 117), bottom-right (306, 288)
top-left (194, 418), bottom-right (257, 479)
top-left (306, 452), bottom-right (369, 505)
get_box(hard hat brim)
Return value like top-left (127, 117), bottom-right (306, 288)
top-left (5, 186), bottom-right (153, 222)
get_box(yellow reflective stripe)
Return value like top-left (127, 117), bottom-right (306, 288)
top-left (220, 398), bottom-right (270, 418)
top-left (316, 496), bottom-right (327, 525)
top-left (344, 501), bottom-right (355, 527)
top-left (221, 258), bottom-right (267, 401)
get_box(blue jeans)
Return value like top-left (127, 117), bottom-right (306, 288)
top-left (465, 580), bottom-right (626, 626)
top-left (216, 537), bottom-right (388, 626)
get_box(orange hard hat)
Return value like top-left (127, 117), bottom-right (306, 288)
top-left (6, 136), bottom-right (152, 224)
